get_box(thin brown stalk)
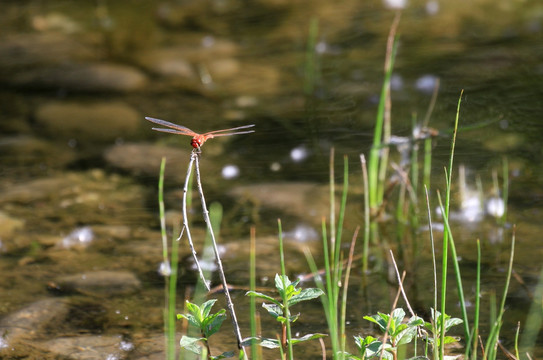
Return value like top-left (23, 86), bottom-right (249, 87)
top-left (341, 226), bottom-right (360, 353)
top-left (379, 271), bottom-right (406, 360)
top-left (389, 250), bottom-right (415, 317)
top-left (319, 338), bottom-right (326, 360)
top-left (182, 151), bottom-right (210, 290)
top-left (194, 153), bottom-right (246, 357)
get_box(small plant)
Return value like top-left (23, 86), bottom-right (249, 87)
top-left (245, 274), bottom-right (326, 358)
top-left (178, 299), bottom-right (234, 360)
top-left (350, 334), bottom-right (392, 360)
top-left (349, 308), bottom-right (424, 360)
top-left (423, 309), bottom-right (463, 353)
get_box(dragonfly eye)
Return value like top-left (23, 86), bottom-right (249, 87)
top-left (191, 138), bottom-right (202, 148)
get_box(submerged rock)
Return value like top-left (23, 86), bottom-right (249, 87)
top-left (54, 270), bottom-right (141, 296)
top-left (0, 211), bottom-right (25, 240)
top-left (35, 101), bottom-right (141, 143)
top-left (0, 33), bottom-right (95, 69)
top-left (38, 335), bottom-right (133, 360)
top-left (9, 63), bottom-right (147, 92)
top-left (228, 182), bottom-right (329, 224)
top-left (0, 298), bottom-right (69, 348)
top-left (0, 135), bottom-right (76, 168)
top-left (103, 143), bottom-right (191, 183)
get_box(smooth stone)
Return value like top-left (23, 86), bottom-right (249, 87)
top-left (104, 143), bottom-right (191, 183)
top-left (54, 270), bottom-right (141, 296)
top-left (228, 182), bottom-right (329, 224)
top-left (38, 335), bottom-right (132, 360)
top-left (136, 48), bottom-right (196, 79)
top-left (31, 12), bottom-right (81, 34)
top-left (9, 63), bottom-right (147, 92)
top-left (0, 135), bottom-right (76, 168)
top-left (130, 334), bottom-right (169, 360)
top-left (0, 33), bottom-right (94, 69)
top-left (219, 62), bottom-right (281, 96)
top-left (0, 211), bottom-right (25, 240)
top-left (0, 298), bottom-right (69, 345)
top-left (0, 176), bottom-right (75, 204)
top-left (35, 101), bottom-right (140, 143)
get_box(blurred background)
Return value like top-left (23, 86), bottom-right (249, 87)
top-left (0, 0), bottom-right (542, 358)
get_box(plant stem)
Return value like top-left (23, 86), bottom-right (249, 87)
top-left (158, 158), bottom-right (176, 360)
top-left (440, 89), bottom-right (463, 358)
top-left (194, 153), bottom-right (246, 357)
top-left (360, 154), bottom-right (371, 276)
top-left (277, 219), bottom-right (294, 360)
top-left (182, 152), bottom-right (209, 291)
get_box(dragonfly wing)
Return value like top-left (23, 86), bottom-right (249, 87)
top-left (211, 129), bottom-right (256, 137)
top-left (151, 128), bottom-right (194, 135)
top-left (204, 124), bottom-right (255, 136)
top-left (145, 117), bottom-right (196, 135)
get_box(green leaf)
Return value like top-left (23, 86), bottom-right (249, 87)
top-left (289, 333), bottom-right (327, 345)
top-left (444, 317), bottom-right (463, 331)
top-left (180, 335), bottom-right (204, 354)
top-left (364, 314), bottom-right (388, 333)
top-left (211, 351), bottom-right (235, 359)
top-left (200, 299), bottom-right (218, 318)
top-left (408, 316), bottom-right (425, 327)
top-left (185, 301), bottom-right (203, 321)
top-left (391, 308), bottom-right (406, 327)
top-left (262, 303), bottom-right (283, 319)
top-left (365, 340), bottom-right (394, 360)
top-left (241, 337), bottom-right (261, 347)
top-left (354, 335), bottom-right (378, 350)
top-left (288, 288), bottom-right (324, 307)
top-left (245, 291), bottom-right (281, 306)
top-left (442, 335), bottom-right (461, 345)
top-left (178, 312), bottom-right (201, 328)
top-left (275, 274), bottom-right (301, 299)
top-left (258, 338), bottom-right (281, 349)
top-left (202, 309), bottom-right (227, 337)
top-left (395, 325), bottom-right (418, 346)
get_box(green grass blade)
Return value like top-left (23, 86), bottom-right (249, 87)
top-left (519, 265), bottom-right (543, 356)
top-left (439, 89), bottom-right (463, 358)
top-left (360, 155), bottom-right (371, 275)
top-left (436, 192), bottom-right (470, 340)
top-left (277, 219), bottom-right (294, 360)
top-left (485, 228), bottom-right (516, 359)
top-left (249, 228), bottom-right (260, 360)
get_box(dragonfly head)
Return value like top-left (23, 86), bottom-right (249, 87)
top-left (191, 136), bottom-right (204, 149)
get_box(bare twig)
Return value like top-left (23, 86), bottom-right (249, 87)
top-left (194, 153), bottom-right (246, 356)
top-left (181, 151), bottom-right (210, 291)
top-left (389, 250), bottom-right (416, 318)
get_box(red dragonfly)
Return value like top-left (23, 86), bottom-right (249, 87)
top-left (145, 117), bottom-right (255, 149)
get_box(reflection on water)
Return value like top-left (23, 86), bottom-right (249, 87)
top-left (1, 0), bottom-right (542, 358)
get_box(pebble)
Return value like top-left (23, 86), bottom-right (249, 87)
top-left (0, 176), bottom-right (75, 204)
top-left (38, 335), bottom-right (132, 360)
top-left (0, 211), bottom-right (25, 240)
top-left (54, 270), bottom-right (141, 296)
top-left (0, 135), bottom-right (76, 168)
top-left (103, 143), bottom-right (191, 183)
top-left (9, 62), bottom-right (148, 92)
top-left (228, 182), bottom-right (328, 224)
top-left (0, 298), bottom-right (69, 348)
top-left (0, 33), bottom-right (94, 69)
top-left (34, 101), bottom-right (141, 143)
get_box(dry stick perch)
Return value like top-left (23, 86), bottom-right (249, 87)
top-left (180, 151), bottom-right (210, 291)
top-left (145, 116), bottom-right (254, 358)
top-left (194, 152), bottom-right (246, 355)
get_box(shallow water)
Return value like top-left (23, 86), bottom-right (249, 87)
top-left (0, 0), bottom-right (542, 359)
